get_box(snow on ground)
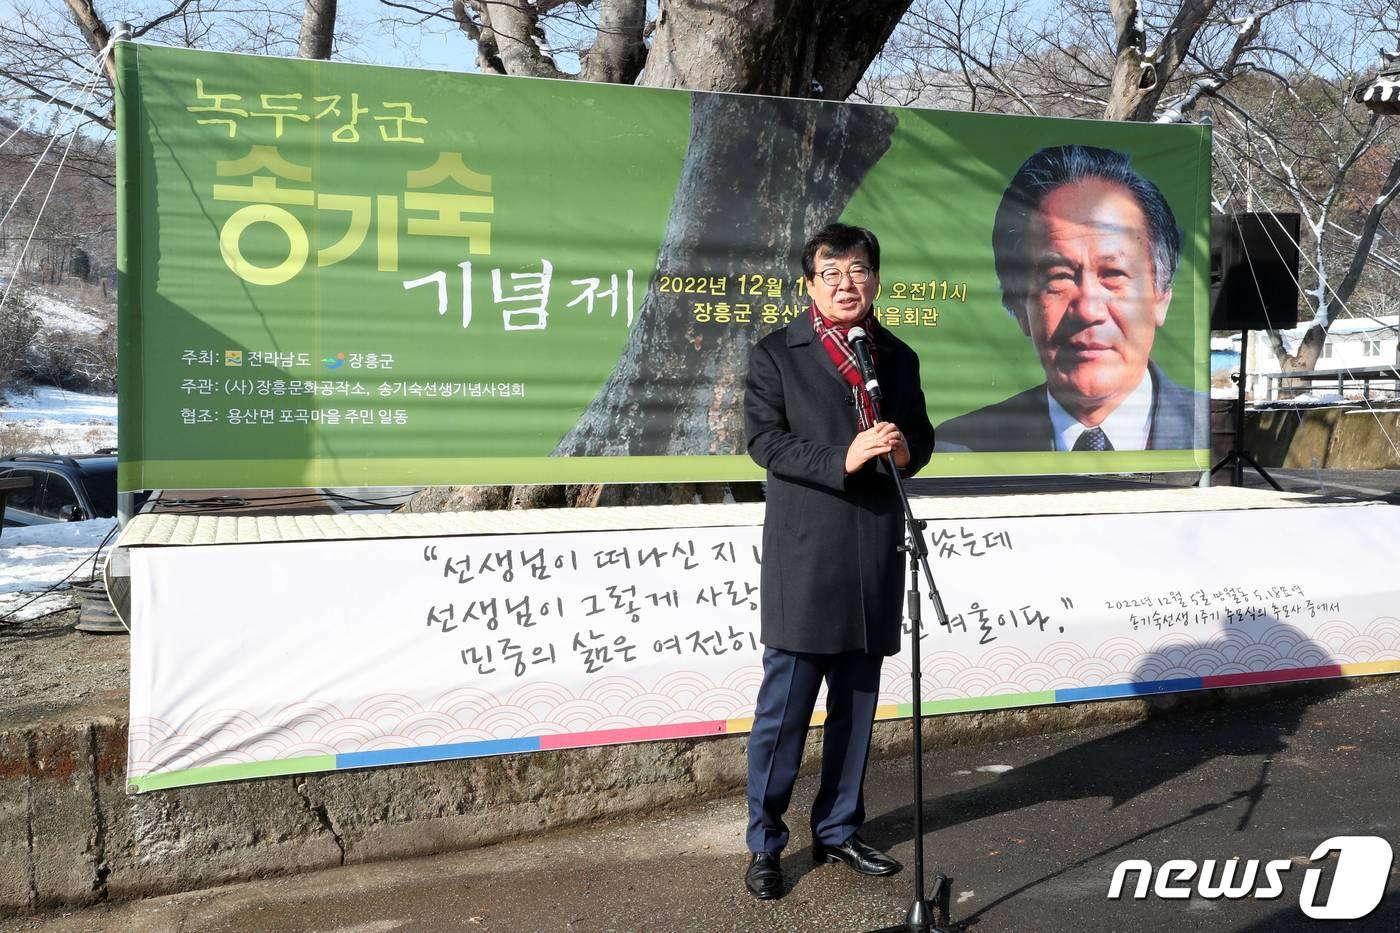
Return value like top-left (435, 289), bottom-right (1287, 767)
top-left (0, 518), bottom-right (116, 621)
top-left (28, 292), bottom-right (109, 334)
top-left (0, 386), bottom-right (117, 452)
top-left (0, 385), bottom-right (119, 621)
top-left (0, 387), bottom-right (119, 621)
top-left (1, 385), bottom-right (116, 424)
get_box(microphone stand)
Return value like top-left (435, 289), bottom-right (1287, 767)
top-left (855, 363), bottom-right (954, 933)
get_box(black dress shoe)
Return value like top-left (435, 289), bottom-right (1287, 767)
top-left (812, 833), bottom-right (903, 876)
top-left (745, 852), bottom-right (783, 899)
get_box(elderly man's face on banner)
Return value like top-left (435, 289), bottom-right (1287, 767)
top-left (1016, 177), bottom-right (1173, 416)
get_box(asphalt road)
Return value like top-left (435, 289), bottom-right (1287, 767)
top-left (1236, 467), bottom-right (1400, 502)
top-left (11, 674), bottom-right (1399, 933)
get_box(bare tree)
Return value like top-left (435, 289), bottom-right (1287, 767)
top-left (1102, 0), bottom-right (1215, 120)
top-left (862, 0), bottom-right (1287, 120)
top-left (403, 0), bottom-right (915, 512)
top-left (1203, 1), bottom-right (1400, 373)
top-left (0, 0), bottom-right (322, 296)
top-left (0, 0), bottom-right (307, 135)
top-left (854, 0), bottom-right (1039, 111)
top-left (23, 0), bottom-right (1396, 499)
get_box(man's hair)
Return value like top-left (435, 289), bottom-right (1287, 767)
top-left (992, 145), bottom-right (1182, 314)
top-left (802, 223), bottom-right (881, 280)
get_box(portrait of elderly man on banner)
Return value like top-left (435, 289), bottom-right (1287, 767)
top-left (937, 145), bottom-right (1207, 453)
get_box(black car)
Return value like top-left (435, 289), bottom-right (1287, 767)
top-left (0, 452), bottom-right (123, 526)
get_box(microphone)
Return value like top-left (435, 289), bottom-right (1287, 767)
top-left (846, 326), bottom-right (883, 402)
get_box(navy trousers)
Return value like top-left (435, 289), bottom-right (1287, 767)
top-left (745, 645), bottom-right (884, 854)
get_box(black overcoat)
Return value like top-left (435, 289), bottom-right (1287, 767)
top-left (744, 313), bottom-right (935, 656)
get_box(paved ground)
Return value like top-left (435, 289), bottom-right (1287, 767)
top-left (0, 606), bottom-right (124, 726)
top-left (9, 674), bottom-right (1398, 933)
top-left (1236, 467), bottom-right (1400, 503)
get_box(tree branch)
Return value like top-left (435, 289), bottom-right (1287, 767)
top-left (62, 0), bottom-right (116, 91)
top-left (1333, 151), bottom-right (1400, 311)
top-left (133, 0), bottom-right (201, 39)
top-left (473, 0), bottom-right (568, 80)
top-left (1104, 0), bottom-right (1218, 121)
top-left (1, 72), bottom-right (114, 130)
top-left (451, 0), bottom-right (505, 74)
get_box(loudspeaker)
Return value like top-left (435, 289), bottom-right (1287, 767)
top-left (1210, 212), bottom-right (1301, 330)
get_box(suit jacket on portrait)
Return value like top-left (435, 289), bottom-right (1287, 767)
top-left (934, 360), bottom-right (1204, 452)
top-left (744, 313), bottom-right (936, 657)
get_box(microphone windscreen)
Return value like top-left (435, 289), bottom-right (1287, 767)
top-left (846, 326), bottom-right (868, 343)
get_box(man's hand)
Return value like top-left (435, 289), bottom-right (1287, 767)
top-left (844, 421), bottom-right (909, 474)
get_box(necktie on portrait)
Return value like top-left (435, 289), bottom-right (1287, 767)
top-left (1073, 426), bottom-right (1112, 452)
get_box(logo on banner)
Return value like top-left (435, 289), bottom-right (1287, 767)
top-left (1107, 836), bottom-right (1392, 920)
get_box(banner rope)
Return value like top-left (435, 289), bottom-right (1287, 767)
top-left (0, 38), bottom-right (115, 153)
top-left (0, 47), bottom-right (110, 317)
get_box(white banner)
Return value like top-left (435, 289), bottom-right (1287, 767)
top-left (128, 504), bottom-right (1400, 791)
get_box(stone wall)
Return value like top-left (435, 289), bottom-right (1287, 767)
top-left (0, 680), bottom-right (1356, 916)
top-left (1245, 405), bottom-right (1400, 471)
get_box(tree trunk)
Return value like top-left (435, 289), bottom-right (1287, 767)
top-left (557, 95), bottom-right (896, 461)
top-left (1266, 152), bottom-right (1400, 382)
top-left (297, 0), bottom-right (337, 60)
top-left (63, 0), bottom-right (116, 94)
top-left (406, 96), bottom-right (898, 512)
top-left (642, 0), bottom-right (908, 100)
top-left (1103, 0), bottom-right (1214, 122)
top-left (472, 0), bottom-right (567, 79)
top-left (580, 0), bottom-right (647, 85)
top-left (407, 0), bottom-right (912, 513)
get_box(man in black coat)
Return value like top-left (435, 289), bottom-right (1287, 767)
top-left (937, 145), bottom-right (1207, 453)
top-left (741, 223), bottom-right (936, 900)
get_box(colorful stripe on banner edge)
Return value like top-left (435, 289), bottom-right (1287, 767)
top-left (127, 662), bottom-right (1400, 792)
top-left (127, 754), bottom-right (338, 793)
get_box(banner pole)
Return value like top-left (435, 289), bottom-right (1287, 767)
top-left (113, 23), bottom-right (139, 521)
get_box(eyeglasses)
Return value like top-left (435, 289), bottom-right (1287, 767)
top-left (818, 266), bottom-right (872, 286)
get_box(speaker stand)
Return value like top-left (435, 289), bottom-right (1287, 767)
top-left (1210, 327), bottom-right (1281, 490)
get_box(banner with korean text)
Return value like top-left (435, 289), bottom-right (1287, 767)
top-left (116, 43), bottom-right (1212, 490)
top-left (126, 502), bottom-right (1400, 791)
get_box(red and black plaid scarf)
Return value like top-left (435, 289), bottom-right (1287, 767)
top-left (810, 304), bottom-right (879, 429)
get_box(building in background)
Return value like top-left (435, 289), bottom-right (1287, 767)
top-left (1227, 316), bottom-right (1400, 401)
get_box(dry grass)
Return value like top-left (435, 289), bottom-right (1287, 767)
top-left (0, 421), bottom-right (57, 458)
top-left (0, 421), bottom-right (112, 459)
top-left (68, 278), bottom-right (116, 309)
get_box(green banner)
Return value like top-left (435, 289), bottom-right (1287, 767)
top-left (116, 43), bottom-right (1211, 491)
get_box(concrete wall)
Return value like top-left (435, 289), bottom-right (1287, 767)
top-left (1246, 406), bottom-right (1400, 471)
top-left (0, 681), bottom-right (1361, 917)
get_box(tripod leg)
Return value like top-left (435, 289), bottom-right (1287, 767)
top-left (1210, 452), bottom-right (1238, 476)
top-left (1238, 451), bottom-right (1283, 491)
